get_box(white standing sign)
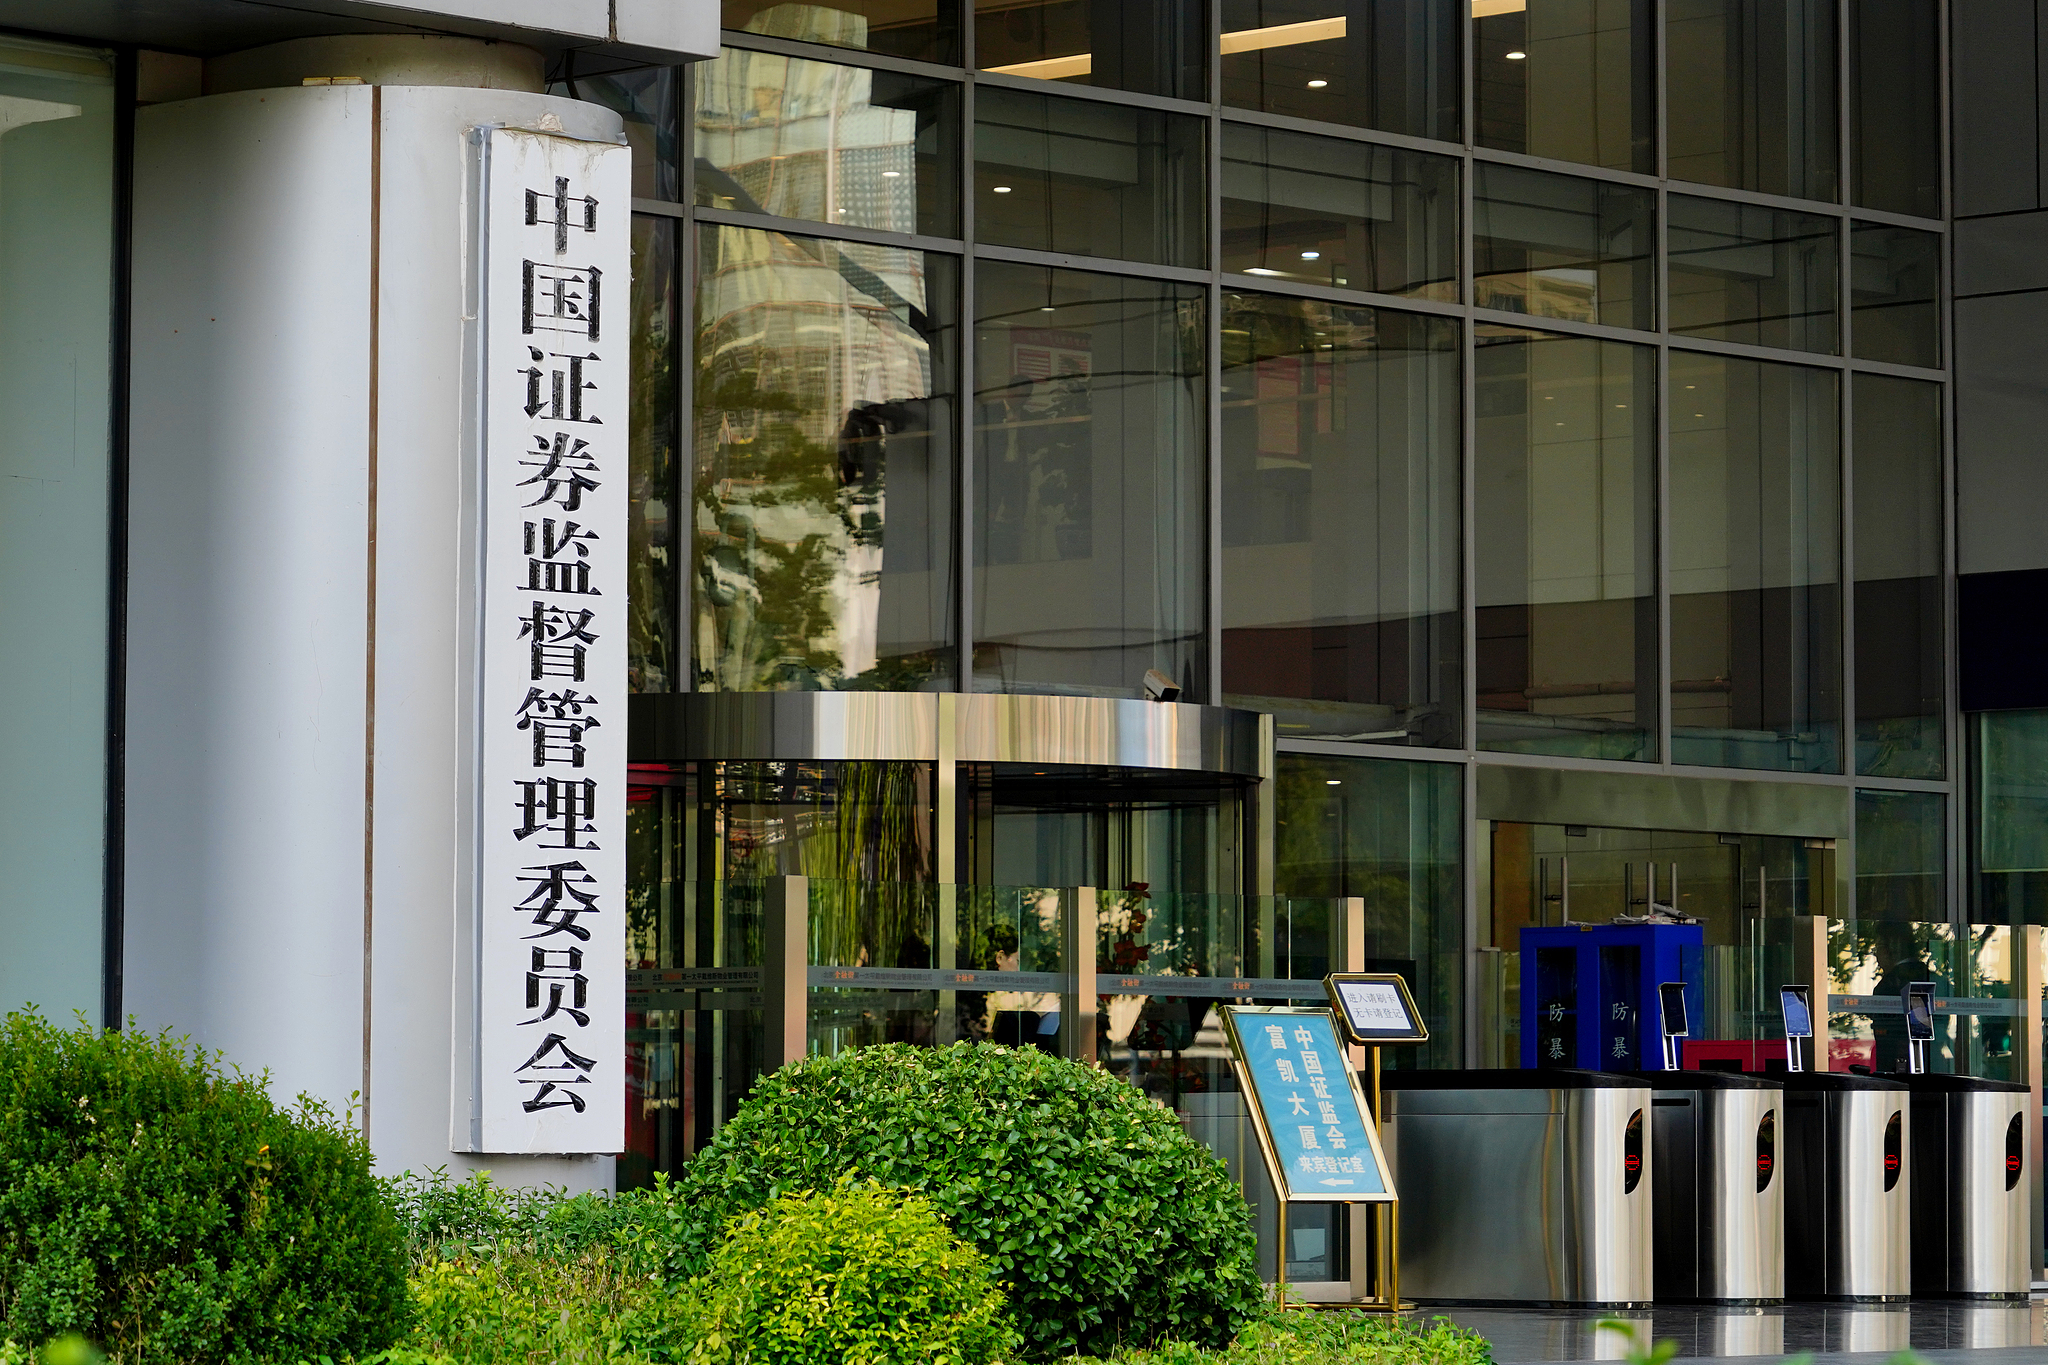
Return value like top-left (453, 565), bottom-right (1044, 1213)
top-left (463, 126), bottom-right (630, 1153)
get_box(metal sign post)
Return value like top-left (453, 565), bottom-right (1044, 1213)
top-left (1324, 972), bottom-right (1431, 1312)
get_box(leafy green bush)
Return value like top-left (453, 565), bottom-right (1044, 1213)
top-left (0, 1011), bottom-right (408, 1363)
top-left (682, 1181), bottom-right (1017, 1365)
top-left (663, 1042), bottom-right (1263, 1358)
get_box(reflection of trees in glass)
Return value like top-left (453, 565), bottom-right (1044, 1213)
top-left (693, 229), bottom-right (949, 692)
top-left (628, 218), bottom-right (677, 692)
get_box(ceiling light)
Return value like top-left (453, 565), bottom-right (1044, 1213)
top-left (1307, 79), bottom-right (1328, 88)
top-left (1301, 250), bottom-right (1321, 259)
top-left (1505, 50), bottom-right (1527, 60)
top-left (1221, 16), bottom-right (1346, 54)
top-left (881, 170), bottom-right (901, 178)
top-left (1003, 14), bottom-right (1355, 80)
top-left (1244, 267), bottom-right (1284, 276)
top-left (992, 185), bottom-right (1012, 194)
top-left (1326, 779), bottom-right (1342, 785)
top-left (1040, 305), bottom-right (1056, 311)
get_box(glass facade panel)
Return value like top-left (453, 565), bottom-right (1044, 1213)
top-left (1219, 122), bottom-right (1457, 299)
top-left (1666, 0), bottom-right (1838, 201)
top-left (975, 0), bottom-right (1206, 101)
top-left (1219, 0), bottom-right (1460, 142)
top-left (1476, 330), bottom-right (1657, 760)
top-left (0, 37), bottom-right (115, 1023)
top-left (1668, 353), bottom-right (1841, 773)
top-left (1274, 753), bottom-right (1463, 1069)
top-left (1473, 163), bottom-right (1655, 330)
top-left (562, 66), bottom-right (678, 201)
top-left (1850, 224), bottom-right (1940, 369)
top-left (1974, 711), bottom-right (2048, 926)
top-left (1851, 0), bottom-right (1940, 219)
top-left (724, 0), bottom-right (960, 65)
top-left (1219, 293), bottom-right (1461, 745)
top-left (973, 264), bottom-right (1206, 695)
top-left (1475, 0), bottom-right (1654, 174)
top-left (1854, 376), bottom-right (1943, 779)
top-left (629, 216), bottom-right (680, 692)
top-left (974, 87), bottom-right (1205, 268)
top-left (692, 227), bottom-right (959, 691)
top-left (1668, 195), bottom-right (1838, 353)
top-left (693, 47), bottom-right (960, 240)
top-left (1856, 788), bottom-right (1945, 922)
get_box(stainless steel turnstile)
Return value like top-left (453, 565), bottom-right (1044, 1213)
top-left (1647, 1071), bottom-right (1784, 1303)
top-left (1381, 1070), bottom-right (1652, 1306)
top-left (1781, 1073), bottom-right (1910, 1301)
top-left (1907, 1074), bottom-right (2031, 1299)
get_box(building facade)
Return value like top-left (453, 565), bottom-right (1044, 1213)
top-left (2, 0), bottom-right (2047, 1273)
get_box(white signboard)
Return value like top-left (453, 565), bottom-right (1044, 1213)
top-left (462, 126), bottom-right (630, 1153)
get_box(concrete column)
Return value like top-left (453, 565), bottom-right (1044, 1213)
top-left (125, 42), bottom-right (625, 1189)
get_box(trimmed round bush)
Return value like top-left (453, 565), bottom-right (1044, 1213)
top-left (667, 1042), bottom-right (1263, 1358)
top-left (0, 1011), bottom-right (409, 1363)
top-left (684, 1181), bottom-right (1018, 1365)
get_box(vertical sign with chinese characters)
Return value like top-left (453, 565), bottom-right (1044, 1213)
top-left (465, 128), bottom-right (629, 1153)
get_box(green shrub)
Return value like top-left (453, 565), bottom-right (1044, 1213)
top-left (385, 1169), bottom-right (629, 1268)
top-left (1085, 1310), bottom-right (1495, 1365)
top-left (661, 1042), bottom-right (1263, 1359)
top-left (682, 1181), bottom-right (1017, 1365)
top-left (0, 1011), bottom-right (408, 1364)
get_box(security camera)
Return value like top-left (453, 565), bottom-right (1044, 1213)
top-left (1142, 669), bottom-right (1181, 702)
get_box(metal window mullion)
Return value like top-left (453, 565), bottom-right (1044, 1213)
top-left (958, 58), bottom-right (977, 693)
top-left (1937, 0), bottom-right (1964, 930)
top-left (1206, 0), bottom-right (1223, 706)
top-left (677, 57), bottom-right (697, 695)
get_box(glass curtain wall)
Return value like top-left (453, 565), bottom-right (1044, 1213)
top-left (634, 1), bottom-right (1956, 1123)
top-left (1853, 376), bottom-right (1943, 778)
top-left (973, 265), bottom-right (1207, 695)
top-left (1219, 294), bottom-right (1461, 744)
top-left (1219, 0), bottom-right (1460, 141)
top-left (0, 37), bottom-right (117, 1024)
top-left (1274, 753), bottom-right (1463, 1068)
top-left (1474, 0), bottom-right (1653, 173)
top-left (1668, 353), bottom-right (1841, 773)
top-left (1475, 329), bottom-right (1657, 759)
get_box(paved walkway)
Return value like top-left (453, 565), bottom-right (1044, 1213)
top-left (1419, 1299), bottom-right (2046, 1362)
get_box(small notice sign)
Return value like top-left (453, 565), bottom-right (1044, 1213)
top-left (1325, 972), bottom-right (1430, 1045)
top-left (1220, 1006), bottom-right (1395, 1204)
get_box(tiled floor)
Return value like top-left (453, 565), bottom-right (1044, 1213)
top-left (1421, 1298), bottom-right (2047, 1362)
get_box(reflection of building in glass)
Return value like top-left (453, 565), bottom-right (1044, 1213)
top-left (693, 226), bottom-right (948, 690)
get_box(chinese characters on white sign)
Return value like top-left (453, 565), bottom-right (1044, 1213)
top-left (464, 127), bottom-right (629, 1153)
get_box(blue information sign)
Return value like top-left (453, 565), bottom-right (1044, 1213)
top-left (1220, 1005), bottom-right (1396, 1204)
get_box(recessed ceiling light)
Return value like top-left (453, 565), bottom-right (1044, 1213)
top-left (992, 185), bottom-right (1013, 193)
top-left (1505, 50), bottom-right (1527, 60)
top-left (882, 170), bottom-right (901, 178)
top-left (1615, 403), bottom-right (1627, 408)
top-left (1326, 779), bottom-right (1342, 785)
top-left (1307, 79), bottom-right (1328, 88)
top-left (1301, 250), bottom-right (1320, 259)
top-left (1245, 267), bottom-right (1283, 276)
top-left (1040, 305), bottom-right (1056, 311)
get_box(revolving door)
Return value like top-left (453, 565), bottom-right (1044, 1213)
top-left (619, 691), bottom-right (1278, 1185)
